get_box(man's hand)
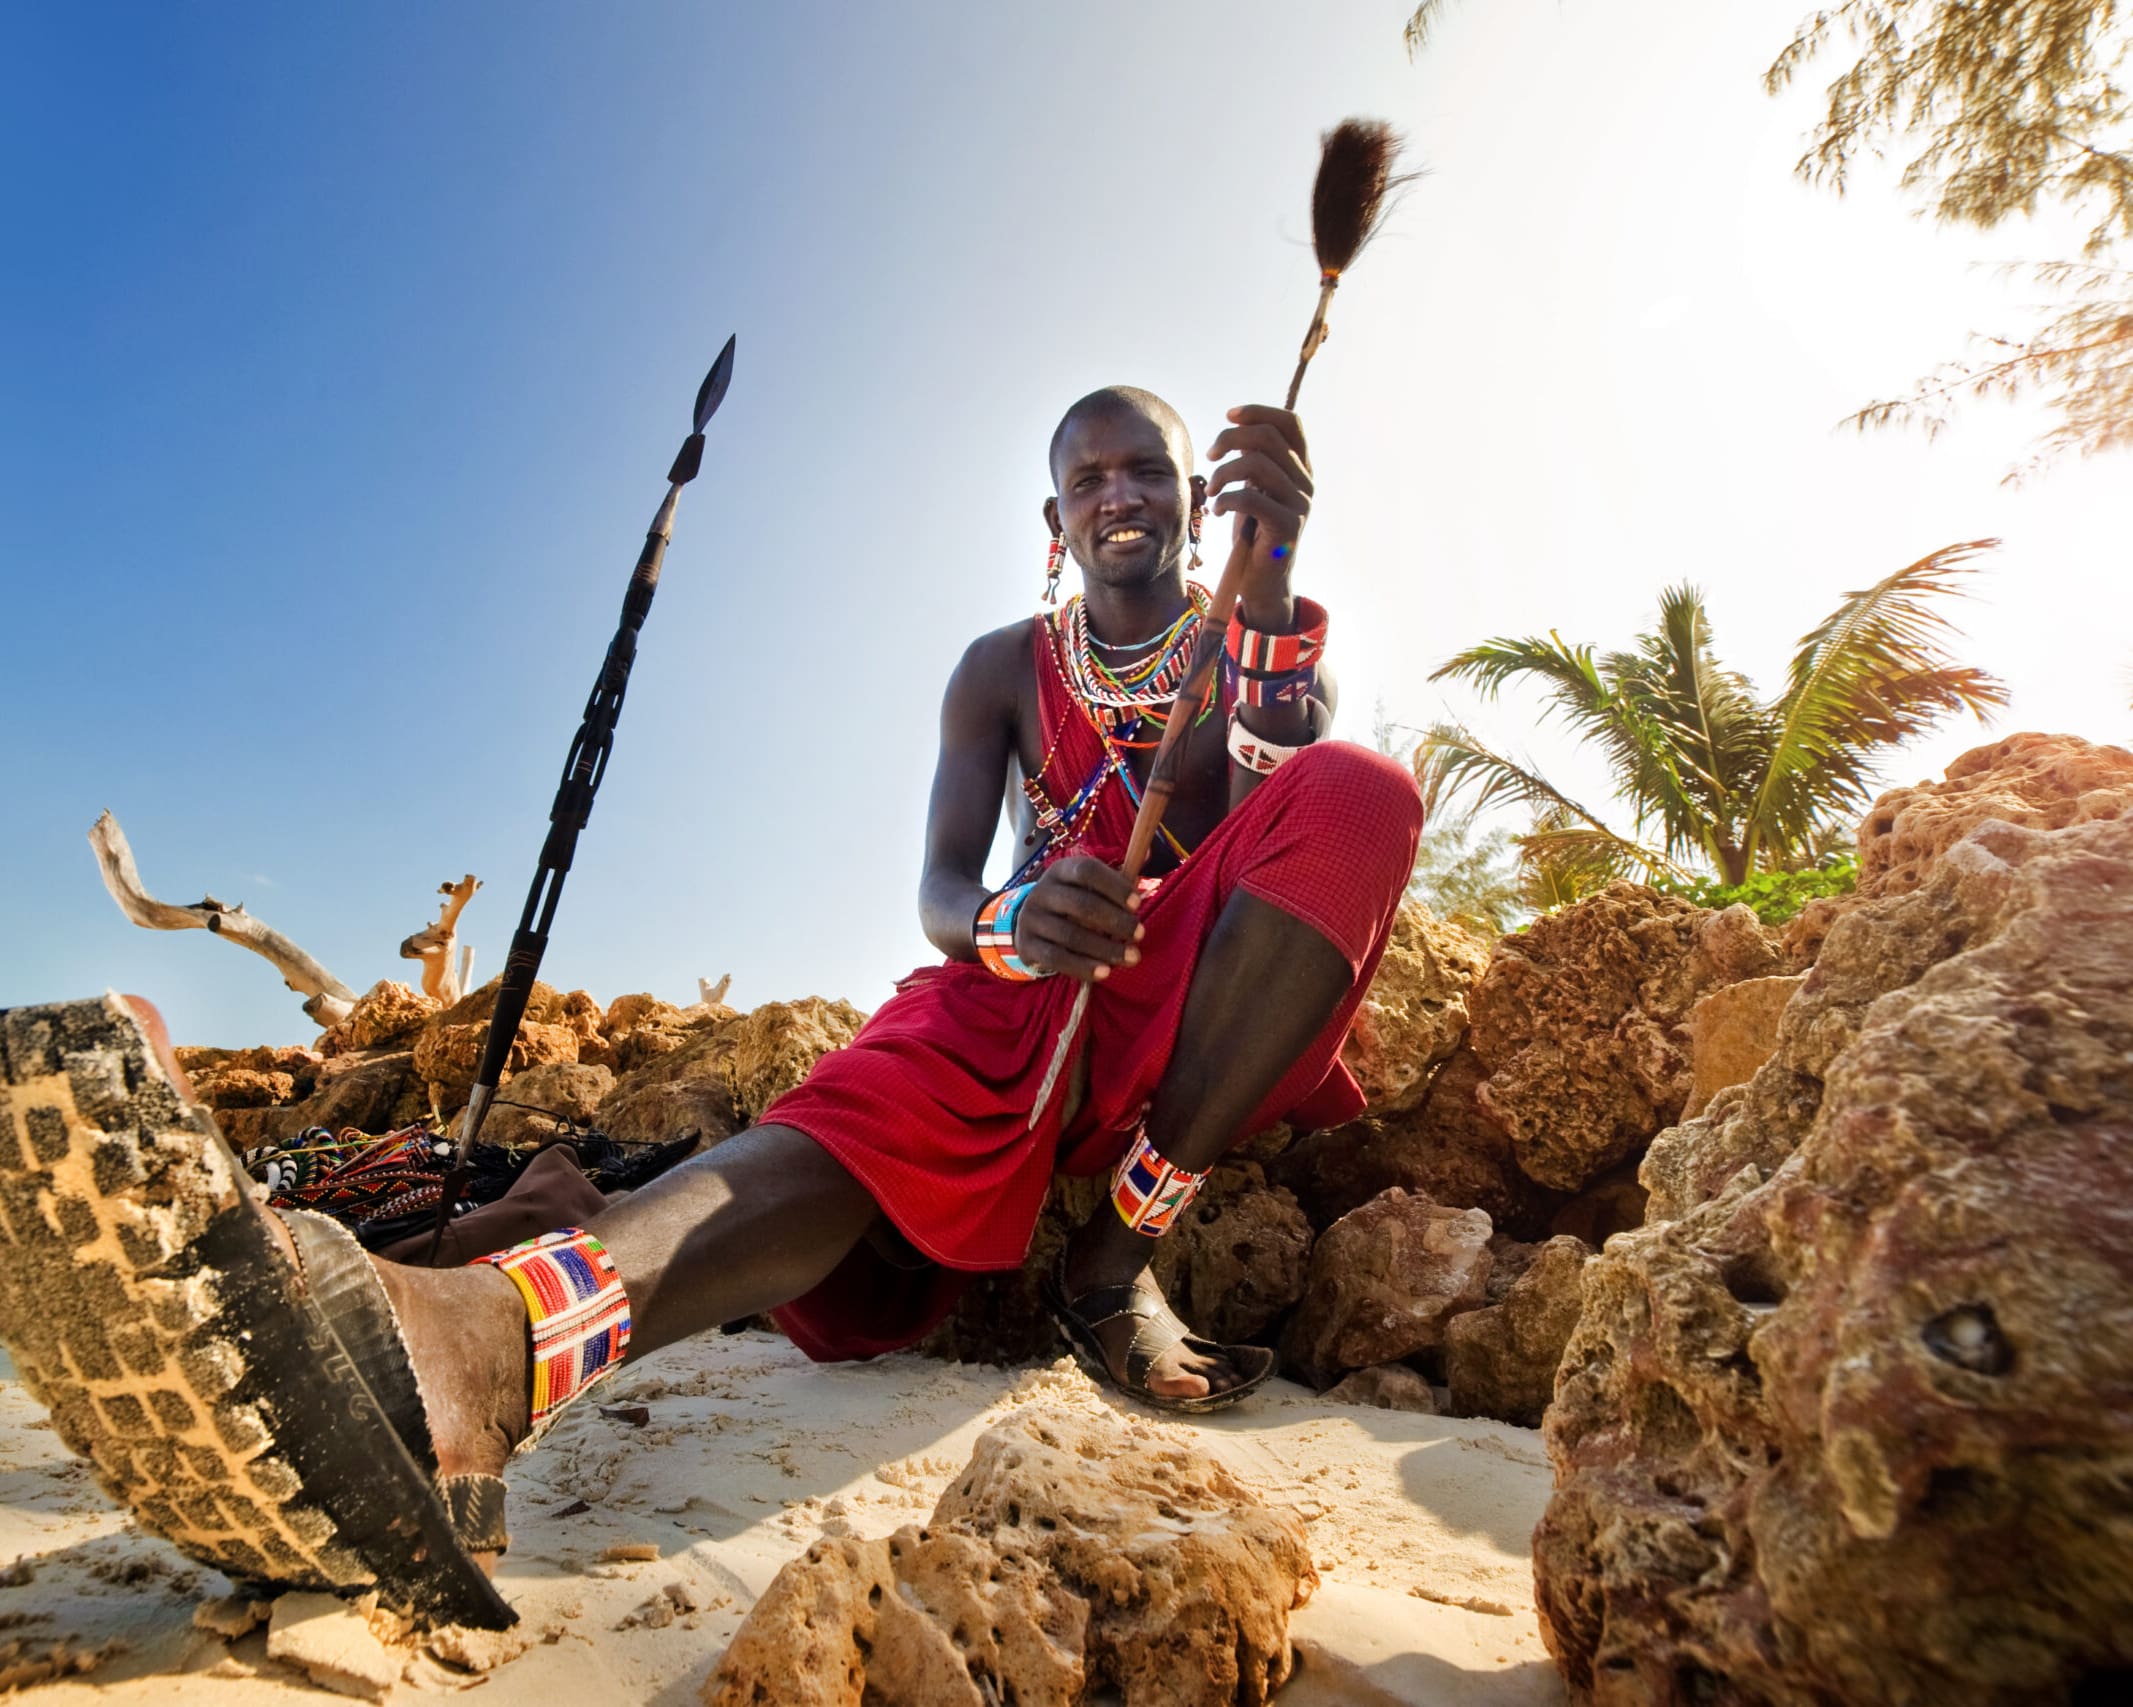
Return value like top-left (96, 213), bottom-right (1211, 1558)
top-left (1015, 856), bottom-right (1144, 982)
top-left (1206, 405), bottom-right (1312, 629)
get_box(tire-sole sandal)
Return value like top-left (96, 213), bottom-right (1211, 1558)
top-left (1042, 1259), bottom-right (1276, 1416)
top-left (0, 995), bottom-right (514, 1629)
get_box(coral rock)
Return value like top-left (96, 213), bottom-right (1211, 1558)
top-left (1533, 814), bottom-right (2133, 1704)
top-left (1683, 973), bottom-right (1803, 1118)
top-left (1272, 1044), bottom-right (1562, 1239)
top-left (319, 979), bottom-right (441, 1054)
top-left (704, 1527), bottom-right (1086, 1707)
top-left (478, 1061), bottom-right (615, 1148)
top-left (1445, 1234), bottom-right (1590, 1427)
top-left (298, 1049), bottom-right (421, 1134)
top-left (706, 1405), bottom-right (1314, 1707)
top-left (1147, 1162), bottom-right (1314, 1344)
top-left (597, 1020), bottom-right (746, 1150)
top-left (1469, 884), bottom-right (1780, 1192)
top-left (725, 996), bottom-right (866, 1121)
top-left (1784, 731), bottom-right (2133, 964)
top-left (413, 1019), bottom-right (579, 1113)
top-left (1545, 1161), bottom-right (1647, 1249)
top-left (264, 1593), bottom-right (398, 1701)
top-left (1281, 1189), bottom-right (1492, 1385)
top-left (1321, 1364), bottom-right (1439, 1413)
top-left (1341, 898), bottom-right (1492, 1115)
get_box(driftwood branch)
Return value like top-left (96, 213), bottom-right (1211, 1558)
top-left (88, 809), bottom-right (361, 1025)
top-left (700, 973), bottom-right (732, 1006)
top-left (400, 875), bottom-right (482, 1005)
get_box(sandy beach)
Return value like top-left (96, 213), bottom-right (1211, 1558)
top-left (0, 1335), bottom-right (1560, 1704)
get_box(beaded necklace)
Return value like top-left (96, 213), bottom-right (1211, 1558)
top-left (1011, 588), bottom-right (1214, 883)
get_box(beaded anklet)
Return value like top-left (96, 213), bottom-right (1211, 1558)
top-left (974, 882), bottom-right (1054, 982)
top-left (1111, 1128), bottom-right (1209, 1236)
top-left (475, 1227), bottom-right (632, 1441)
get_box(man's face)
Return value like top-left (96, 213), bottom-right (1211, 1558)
top-left (1048, 406), bottom-right (1193, 591)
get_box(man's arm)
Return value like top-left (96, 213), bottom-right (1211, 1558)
top-left (919, 626), bottom-right (1144, 979)
top-left (918, 630), bottom-right (1021, 962)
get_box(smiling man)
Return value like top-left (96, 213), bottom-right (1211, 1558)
top-left (0, 385), bottom-right (1423, 1615)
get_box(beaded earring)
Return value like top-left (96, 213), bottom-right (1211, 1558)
top-left (1043, 526), bottom-right (1066, 604)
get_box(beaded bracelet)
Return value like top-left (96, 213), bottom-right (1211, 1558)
top-left (1225, 595), bottom-right (1329, 707)
top-left (1223, 652), bottom-right (1319, 707)
top-left (973, 882), bottom-right (1053, 981)
top-left (1227, 712), bottom-right (1308, 775)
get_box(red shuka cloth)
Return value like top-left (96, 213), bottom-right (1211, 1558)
top-left (766, 612), bottom-right (1422, 1359)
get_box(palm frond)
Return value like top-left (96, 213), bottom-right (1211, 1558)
top-left (1411, 721), bottom-right (1617, 834)
top-left (1750, 542), bottom-right (2008, 849)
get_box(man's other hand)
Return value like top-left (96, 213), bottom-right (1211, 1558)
top-left (1016, 856), bottom-right (1145, 982)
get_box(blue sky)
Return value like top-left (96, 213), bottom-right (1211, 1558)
top-left (5, 2), bottom-right (2129, 1046)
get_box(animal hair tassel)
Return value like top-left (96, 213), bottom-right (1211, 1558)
top-left (1283, 119), bottom-right (1417, 409)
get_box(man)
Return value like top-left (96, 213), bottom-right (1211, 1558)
top-left (0, 386), bottom-right (1421, 1611)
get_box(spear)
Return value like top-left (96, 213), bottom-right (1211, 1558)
top-left (425, 338), bottom-right (737, 1257)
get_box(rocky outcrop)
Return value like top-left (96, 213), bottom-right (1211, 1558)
top-left (1469, 885), bottom-right (1781, 1192)
top-left (1683, 973), bottom-right (1803, 1118)
top-left (408, 977), bottom-right (587, 1112)
top-left (1271, 1045), bottom-right (1563, 1240)
top-left (1281, 1189), bottom-right (1492, 1386)
top-left (723, 997), bottom-right (866, 1121)
top-left (1533, 814), bottom-right (2133, 1704)
top-left (317, 980), bottom-right (439, 1054)
top-left (593, 996), bottom-right (863, 1150)
top-left (1445, 1234), bottom-right (1589, 1427)
top-left (1340, 898), bottom-right (1491, 1115)
top-left (704, 1404), bottom-right (1316, 1707)
top-left (1321, 1363), bottom-right (1439, 1413)
top-left (475, 1060), bottom-right (614, 1148)
top-left (1784, 731), bottom-right (2133, 965)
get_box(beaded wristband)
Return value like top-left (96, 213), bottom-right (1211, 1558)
top-left (1226, 595), bottom-right (1329, 673)
top-left (1223, 652), bottom-right (1319, 707)
top-left (1111, 1128), bottom-right (1209, 1236)
top-left (1227, 713), bottom-right (1308, 775)
top-left (974, 881), bottom-right (1054, 982)
top-left (474, 1227), bottom-right (631, 1441)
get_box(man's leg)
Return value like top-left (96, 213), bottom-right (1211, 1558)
top-left (1059, 890), bottom-right (1353, 1398)
top-left (364, 1123), bottom-right (882, 1488)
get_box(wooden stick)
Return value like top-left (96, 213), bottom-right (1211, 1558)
top-left (87, 809), bottom-right (360, 1025)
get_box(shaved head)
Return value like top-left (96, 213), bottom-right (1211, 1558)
top-left (1048, 386), bottom-right (1193, 488)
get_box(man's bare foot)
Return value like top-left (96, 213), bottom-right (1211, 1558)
top-left (1058, 1223), bottom-right (1243, 1401)
top-left (367, 1259), bottom-right (532, 1489)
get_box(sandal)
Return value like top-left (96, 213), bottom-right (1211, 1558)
top-left (1042, 1255), bottom-right (1276, 1415)
top-left (0, 995), bottom-right (514, 1628)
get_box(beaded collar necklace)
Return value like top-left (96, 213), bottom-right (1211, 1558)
top-left (1062, 586), bottom-right (1210, 736)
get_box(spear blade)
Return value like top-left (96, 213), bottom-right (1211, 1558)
top-left (694, 334), bottom-right (738, 434)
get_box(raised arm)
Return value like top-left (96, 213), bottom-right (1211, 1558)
top-left (918, 630), bottom-right (1020, 961)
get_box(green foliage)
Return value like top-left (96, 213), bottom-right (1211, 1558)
top-left (1408, 817), bottom-right (1527, 938)
top-left (1765, 1), bottom-right (2133, 473)
top-left (1414, 552), bottom-right (2004, 895)
top-left (1655, 853), bottom-right (1859, 926)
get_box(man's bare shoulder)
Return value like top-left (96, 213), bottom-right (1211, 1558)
top-left (947, 616), bottom-right (1036, 696)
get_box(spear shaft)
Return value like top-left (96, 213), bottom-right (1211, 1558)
top-left (426, 338), bottom-right (737, 1257)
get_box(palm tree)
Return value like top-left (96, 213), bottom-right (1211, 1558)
top-left (1414, 542), bottom-right (2007, 890)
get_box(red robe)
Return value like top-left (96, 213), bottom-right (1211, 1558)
top-left (767, 611), bottom-right (1422, 1358)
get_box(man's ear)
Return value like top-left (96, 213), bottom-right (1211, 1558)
top-left (1042, 495), bottom-right (1062, 536)
top-left (1189, 474), bottom-right (1207, 508)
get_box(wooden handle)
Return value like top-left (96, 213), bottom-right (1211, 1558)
top-left (1119, 531), bottom-right (1253, 881)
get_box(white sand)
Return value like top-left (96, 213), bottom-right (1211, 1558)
top-left (0, 1337), bottom-right (1562, 1704)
